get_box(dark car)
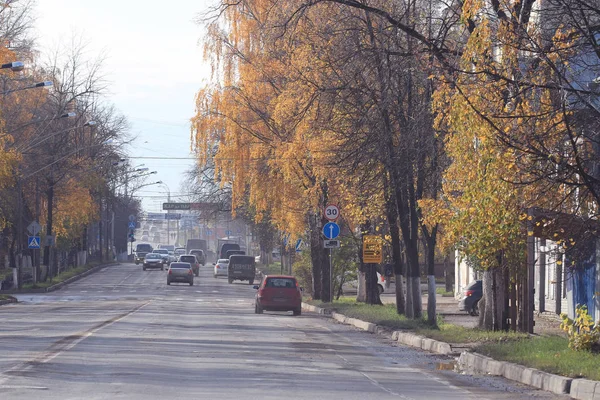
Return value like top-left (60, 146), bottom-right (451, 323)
top-left (225, 249), bottom-right (245, 259)
top-left (228, 255), bottom-right (256, 284)
top-left (459, 280), bottom-right (482, 316)
top-left (143, 253), bottom-right (164, 271)
top-left (254, 275), bottom-right (302, 316)
top-left (189, 249), bottom-right (206, 266)
top-left (134, 243), bottom-right (154, 265)
top-left (178, 255), bottom-right (200, 276)
top-left (167, 262), bottom-right (194, 286)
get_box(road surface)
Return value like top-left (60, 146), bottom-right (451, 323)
top-left (0, 263), bottom-right (568, 399)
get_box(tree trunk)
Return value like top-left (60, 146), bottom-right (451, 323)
top-left (356, 269), bottom-right (366, 302)
top-left (444, 254), bottom-right (453, 293)
top-left (308, 213), bottom-right (322, 300)
top-left (385, 184), bottom-right (405, 314)
top-left (365, 263), bottom-right (382, 305)
top-left (423, 226), bottom-right (438, 326)
top-left (478, 267), bottom-right (506, 331)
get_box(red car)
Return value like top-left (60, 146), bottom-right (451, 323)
top-left (254, 275), bottom-right (302, 316)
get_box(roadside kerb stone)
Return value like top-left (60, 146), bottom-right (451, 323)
top-left (458, 351), bottom-right (572, 395)
top-left (570, 379), bottom-right (600, 400)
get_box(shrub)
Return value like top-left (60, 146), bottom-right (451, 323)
top-left (560, 305), bottom-right (600, 352)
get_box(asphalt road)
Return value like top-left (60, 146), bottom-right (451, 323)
top-left (0, 263), bottom-right (568, 399)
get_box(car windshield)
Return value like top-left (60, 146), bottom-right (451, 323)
top-left (265, 278), bottom-right (296, 288)
top-left (217, 259), bottom-right (229, 264)
top-left (170, 263), bottom-right (191, 269)
top-left (179, 256), bottom-right (196, 262)
top-left (155, 250), bottom-right (168, 254)
top-left (145, 254), bottom-right (161, 259)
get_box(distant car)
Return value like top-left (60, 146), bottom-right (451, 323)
top-left (178, 255), bottom-right (200, 276)
top-left (459, 280), bottom-right (482, 316)
top-left (189, 249), bottom-right (206, 266)
top-left (154, 249), bottom-right (171, 265)
top-left (213, 258), bottom-right (229, 278)
top-left (167, 262), bottom-right (194, 286)
top-left (254, 275), bottom-right (302, 316)
top-left (228, 255), bottom-right (256, 284)
top-left (143, 253), bottom-right (164, 271)
top-left (134, 243), bottom-right (154, 265)
top-left (174, 248), bottom-right (186, 257)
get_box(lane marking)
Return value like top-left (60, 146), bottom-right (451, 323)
top-left (0, 301), bottom-right (150, 384)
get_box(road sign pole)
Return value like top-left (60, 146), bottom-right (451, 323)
top-left (330, 247), bottom-right (333, 302)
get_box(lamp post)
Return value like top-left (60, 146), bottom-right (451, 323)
top-left (159, 182), bottom-right (171, 245)
top-left (3, 80), bottom-right (52, 95)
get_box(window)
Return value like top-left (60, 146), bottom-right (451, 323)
top-left (266, 278), bottom-right (296, 288)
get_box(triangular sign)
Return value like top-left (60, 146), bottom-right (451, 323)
top-left (28, 236), bottom-right (40, 248)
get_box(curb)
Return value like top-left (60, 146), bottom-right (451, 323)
top-left (1, 263), bottom-right (118, 294)
top-left (0, 297), bottom-right (18, 306)
top-left (301, 301), bottom-right (600, 399)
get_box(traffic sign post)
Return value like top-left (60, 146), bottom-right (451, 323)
top-left (324, 204), bottom-right (340, 221)
top-left (324, 239), bottom-right (340, 248)
top-left (363, 235), bottom-right (382, 264)
top-left (295, 239), bottom-right (304, 252)
top-left (128, 221), bottom-right (136, 230)
top-left (27, 221), bottom-right (42, 236)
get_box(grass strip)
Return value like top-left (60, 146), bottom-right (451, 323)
top-left (23, 262), bottom-right (103, 289)
top-left (476, 336), bottom-right (600, 381)
top-left (307, 298), bottom-right (528, 344)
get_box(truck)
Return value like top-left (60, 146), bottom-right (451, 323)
top-left (228, 255), bottom-right (256, 284)
top-left (219, 243), bottom-right (241, 260)
top-left (186, 239), bottom-right (207, 255)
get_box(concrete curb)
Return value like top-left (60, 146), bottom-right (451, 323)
top-left (0, 297), bottom-right (18, 306)
top-left (301, 301), bottom-right (599, 399)
top-left (2, 263), bottom-right (118, 294)
top-left (570, 379), bottom-right (600, 400)
top-left (457, 352), bottom-right (572, 395)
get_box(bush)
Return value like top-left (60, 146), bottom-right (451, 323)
top-left (560, 305), bottom-right (600, 352)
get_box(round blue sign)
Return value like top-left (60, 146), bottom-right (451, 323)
top-left (323, 222), bottom-right (340, 239)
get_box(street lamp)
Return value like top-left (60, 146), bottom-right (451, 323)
top-left (3, 80), bottom-right (52, 95)
top-left (1, 61), bottom-right (24, 72)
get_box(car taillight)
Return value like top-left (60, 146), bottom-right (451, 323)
top-left (465, 290), bottom-right (474, 296)
top-left (188, 270), bottom-right (193, 275)
top-left (216, 265), bottom-right (220, 269)
top-left (381, 275), bottom-right (385, 282)
top-left (168, 270), bottom-right (172, 275)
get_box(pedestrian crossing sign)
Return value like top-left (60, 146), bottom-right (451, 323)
top-left (28, 236), bottom-right (41, 249)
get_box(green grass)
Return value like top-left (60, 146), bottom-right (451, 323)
top-left (22, 262), bottom-right (102, 289)
top-left (257, 262), bottom-right (284, 275)
top-left (476, 336), bottom-right (600, 381)
top-left (307, 298), bottom-right (528, 344)
top-left (0, 294), bottom-right (16, 301)
top-left (436, 287), bottom-right (454, 297)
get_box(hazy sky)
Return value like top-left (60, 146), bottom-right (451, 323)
top-left (34, 1), bottom-right (216, 212)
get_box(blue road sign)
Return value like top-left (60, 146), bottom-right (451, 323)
top-left (28, 236), bottom-right (41, 249)
top-left (225, 230), bottom-right (232, 236)
top-left (128, 221), bottom-right (136, 229)
top-left (295, 239), bottom-right (303, 252)
top-left (323, 222), bottom-right (340, 239)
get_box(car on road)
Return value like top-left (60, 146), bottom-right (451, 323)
top-left (154, 249), bottom-right (171, 265)
top-left (213, 258), bottom-right (229, 278)
top-left (178, 254), bottom-right (200, 276)
top-left (254, 275), bottom-right (302, 316)
top-left (459, 280), bottom-right (482, 316)
top-left (228, 255), bottom-right (256, 284)
top-left (143, 253), bottom-right (164, 271)
top-left (189, 249), bottom-right (206, 266)
top-left (167, 262), bottom-right (194, 286)
top-left (174, 247), bottom-right (186, 257)
top-left (134, 243), bottom-right (154, 265)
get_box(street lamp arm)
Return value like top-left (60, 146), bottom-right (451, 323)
top-left (18, 120), bottom-right (94, 152)
top-left (2, 81), bottom-right (52, 95)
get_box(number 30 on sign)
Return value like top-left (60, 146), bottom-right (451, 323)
top-left (324, 204), bottom-right (340, 221)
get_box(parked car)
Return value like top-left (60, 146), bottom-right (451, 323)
top-left (189, 249), bottom-right (206, 266)
top-left (228, 255), bottom-right (256, 284)
top-left (178, 255), bottom-right (200, 276)
top-left (154, 249), bottom-right (171, 265)
top-left (167, 262), bottom-right (194, 286)
top-left (143, 253), bottom-right (164, 271)
top-left (254, 275), bottom-right (302, 316)
top-left (213, 258), bottom-right (229, 278)
top-left (459, 280), bottom-right (482, 316)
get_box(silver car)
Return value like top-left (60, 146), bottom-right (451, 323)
top-left (167, 262), bottom-right (194, 286)
top-left (213, 258), bottom-right (229, 278)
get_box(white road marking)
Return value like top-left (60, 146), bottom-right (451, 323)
top-left (80, 291), bottom-right (88, 293)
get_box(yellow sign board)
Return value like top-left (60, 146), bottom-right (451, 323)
top-left (362, 235), bottom-right (382, 264)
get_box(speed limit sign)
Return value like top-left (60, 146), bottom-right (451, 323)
top-left (324, 204), bottom-right (340, 221)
